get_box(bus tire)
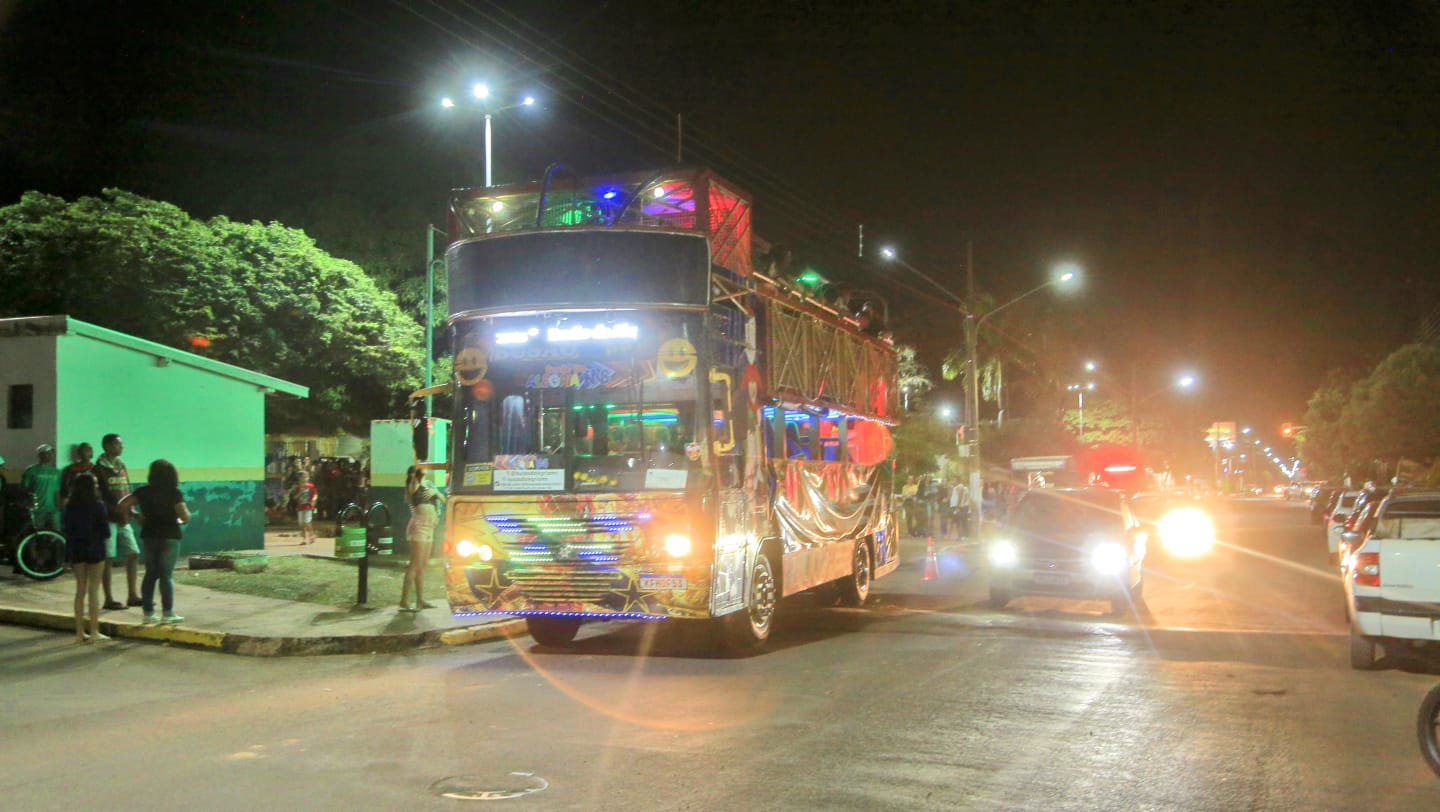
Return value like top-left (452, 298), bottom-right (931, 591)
top-left (723, 549), bottom-right (778, 651)
top-left (836, 539), bottom-right (872, 607)
top-left (526, 617), bottom-right (581, 647)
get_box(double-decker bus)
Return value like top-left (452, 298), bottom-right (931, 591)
top-left (437, 167), bottom-right (899, 649)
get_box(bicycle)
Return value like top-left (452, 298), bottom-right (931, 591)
top-left (0, 484), bottom-right (68, 581)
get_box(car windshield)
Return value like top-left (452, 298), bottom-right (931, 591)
top-left (1011, 492), bottom-right (1122, 534)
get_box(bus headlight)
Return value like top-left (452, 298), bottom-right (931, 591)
top-left (988, 539), bottom-right (1018, 568)
top-left (1090, 542), bottom-right (1128, 575)
top-left (455, 539), bottom-right (494, 561)
top-left (662, 533), bottom-right (692, 558)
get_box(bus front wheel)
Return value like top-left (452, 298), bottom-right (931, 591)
top-left (723, 550), bottom-right (777, 650)
top-left (526, 617), bottom-right (581, 647)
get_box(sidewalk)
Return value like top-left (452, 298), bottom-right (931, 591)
top-left (0, 528), bottom-right (523, 656)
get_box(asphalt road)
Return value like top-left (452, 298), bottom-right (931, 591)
top-left (3, 498), bottom-right (1438, 810)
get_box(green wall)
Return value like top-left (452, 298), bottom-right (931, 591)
top-left (55, 332), bottom-right (271, 553)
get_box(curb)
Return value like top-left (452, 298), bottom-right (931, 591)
top-left (0, 605), bottom-right (526, 657)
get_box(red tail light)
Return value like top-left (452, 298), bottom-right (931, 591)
top-left (1353, 552), bottom-right (1380, 587)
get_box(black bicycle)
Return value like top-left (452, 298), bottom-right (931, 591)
top-left (0, 484), bottom-right (67, 581)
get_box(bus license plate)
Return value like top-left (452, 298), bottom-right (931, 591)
top-left (640, 575), bottom-right (687, 591)
top-left (1033, 572), bottom-right (1070, 586)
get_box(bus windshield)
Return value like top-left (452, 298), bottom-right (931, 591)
top-left (450, 312), bottom-right (703, 493)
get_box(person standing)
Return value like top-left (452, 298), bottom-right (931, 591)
top-left (287, 469), bottom-right (318, 544)
top-left (900, 476), bottom-right (920, 536)
top-left (96, 434), bottom-right (141, 610)
top-left (21, 443), bottom-right (62, 531)
top-left (399, 465), bottom-right (443, 612)
top-left (59, 442), bottom-right (96, 505)
top-left (63, 472), bottom-right (111, 643)
top-left (949, 479), bottom-right (969, 539)
top-left (119, 459), bottom-right (190, 624)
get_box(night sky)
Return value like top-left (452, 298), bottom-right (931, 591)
top-left (4, 0), bottom-right (1438, 437)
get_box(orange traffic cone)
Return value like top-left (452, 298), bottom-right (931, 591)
top-left (923, 536), bottom-right (939, 581)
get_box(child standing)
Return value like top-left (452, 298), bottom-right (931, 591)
top-left (63, 472), bottom-right (111, 642)
top-left (119, 459), bottom-right (191, 624)
top-left (288, 470), bottom-right (318, 545)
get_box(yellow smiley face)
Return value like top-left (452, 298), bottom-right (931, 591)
top-left (455, 347), bottom-right (489, 385)
top-left (658, 338), bottom-right (697, 379)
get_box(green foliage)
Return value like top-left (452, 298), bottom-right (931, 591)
top-left (983, 417), bottom-right (1078, 467)
top-left (0, 189), bottom-right (423, 432)
top-left (895, 344), bottom-right (933, 408)
top-left (892, 411), bottom-right (955, 478)
top-left (1300, 344), bottom-right (1440, 480)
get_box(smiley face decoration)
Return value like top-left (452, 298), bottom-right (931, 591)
top-left (657, 337), bottom-right (698, 379)
top-left (455, 346), bottom-right (492, 399)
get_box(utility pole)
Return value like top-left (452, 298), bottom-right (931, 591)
top-left (965, 240), bottom-right (983, 534)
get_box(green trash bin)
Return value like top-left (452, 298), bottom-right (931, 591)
top-left (337, 525), bottom-right (367, 560)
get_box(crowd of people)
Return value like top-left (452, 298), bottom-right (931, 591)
top-left (898, 475), bottom-right (1017, 539)
top-left (2, 435), bottom-right (190, 643)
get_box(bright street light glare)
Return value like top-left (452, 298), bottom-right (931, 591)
top-left (1085, 361), bottom-right (1097, 372)
top-left (1177, 375), bottom-right (1197, 388)
top-left (1054, 262), bottom-right (1082, 284)
top-left (522, 96), bottom-right (536, 106)
top-left (440, 97), bottom-right (455, 108)
top-left (880, 246), bottom-right (897, 260)
top-left (472, 82), bottom-right (490, 99)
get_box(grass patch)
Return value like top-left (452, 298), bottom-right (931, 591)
top-left (184, 556), bottom-right (446, 608)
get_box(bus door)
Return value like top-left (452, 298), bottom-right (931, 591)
top-left (709, 365), bottom-right (747, 615)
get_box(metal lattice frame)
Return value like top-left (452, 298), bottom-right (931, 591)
top-left (764, 297), bottom-right (897, 420)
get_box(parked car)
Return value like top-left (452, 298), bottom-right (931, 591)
top-left (1310, 485), bottom-right (1340, 525)
top-left (1325, 490), bottom-right (1363, 561)
top-left (1342, 490), bottom-right (1440, 669)
top-left (986, 488), bottom-right (1146, 614)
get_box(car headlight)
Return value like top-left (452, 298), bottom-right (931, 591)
top-left (1090, 541), bottom-right (1129, 575)
top-left (1159, 508), bottom-right (1214, 558)
top-left (988, 539), bottom-right (1018, 568)
top-left (455, 539), bottom-right (493, 561)
top-left (662, 532), bottom-right (692, 558)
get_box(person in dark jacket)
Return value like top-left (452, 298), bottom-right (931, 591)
top-left (63, 472), bottom-right (111, 643)
top-left (119, 460), bottom-right (191, 625)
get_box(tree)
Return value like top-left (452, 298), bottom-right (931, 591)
top-left (895, 344), bottom-right (933, 410)
top-left (1298, 371), bottom-right (1358, 480)
top-left (0, 189), bottom-right (423, 432)
top-left (1346, 343), bottom-right (1440, 466)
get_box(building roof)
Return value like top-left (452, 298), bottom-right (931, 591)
top-left (0, 315), bottom-right (308, 398)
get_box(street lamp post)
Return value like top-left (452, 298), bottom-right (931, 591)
top-left (1068, 382), bottom-right (1095, 441)
top-left (881, 245), bottom-right (1077, 535)
top-left (423, 224), bottom-right (448, 415)
top-left (441, 83), bottom-right (537, 187)
top-left (1130, 372), bottom-right (1197, 451)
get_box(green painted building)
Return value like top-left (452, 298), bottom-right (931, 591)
top-left (0, 315), bottom-right (308, 553)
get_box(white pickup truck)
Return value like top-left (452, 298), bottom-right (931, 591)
top-left (1343, 490), bottom-right (1440, 669)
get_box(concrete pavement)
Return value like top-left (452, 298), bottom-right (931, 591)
top-left (0, 528), bottom-right (523, 656)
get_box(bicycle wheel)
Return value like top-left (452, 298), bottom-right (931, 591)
top-left (1418, 681), bottom-right (1440, 777)
top-left (15, 530), bottom-right (67, 580)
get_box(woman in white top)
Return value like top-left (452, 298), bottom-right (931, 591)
top-left (400, 465), bottom-right (443, 611)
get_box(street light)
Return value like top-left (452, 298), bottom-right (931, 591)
top-left (440, 83), bottom-right (538, 187)
top-left (1130, 372), bottom-right (1197, 450)
top-left (879, 245), bottom-right (1079, 532)
top-left (1067, 381), bottom-right (1096, 441)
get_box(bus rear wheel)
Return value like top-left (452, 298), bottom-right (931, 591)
top-left (526, 617), bottom-right (581, 647)
top-left (836, 540), bottom-right (872, 607)
top-left (722, 550), bottom-right (777, 651)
